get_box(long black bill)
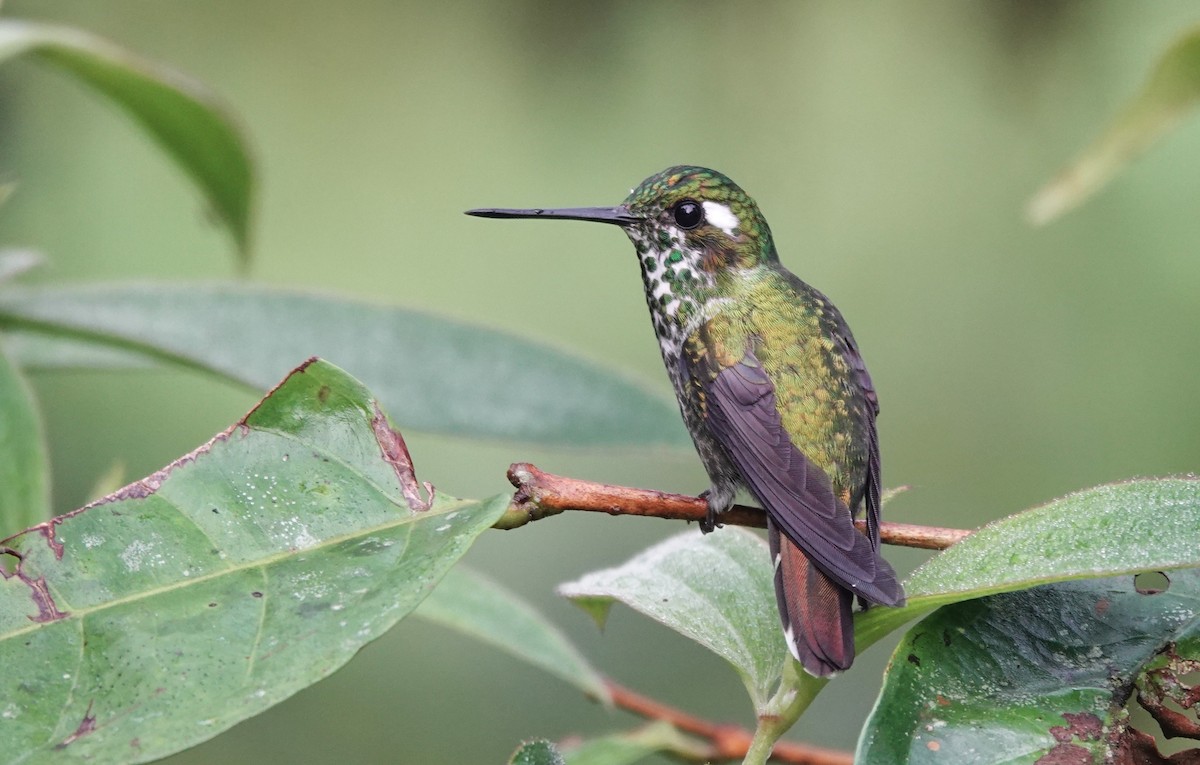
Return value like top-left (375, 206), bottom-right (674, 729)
top-left (465, 206), bottom-right (640, 226)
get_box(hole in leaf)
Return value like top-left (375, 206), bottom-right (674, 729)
top-left (1135, 571), bottom-right (1171, 595)
top-left (1120, 643), bottom-right (1200, 758)
top-left (0, 549), bottom-right (21, 577)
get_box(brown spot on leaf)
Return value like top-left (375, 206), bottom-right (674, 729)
top-left (317, 384), bottom-right (331, 404)
top-left (31, 522), bottom-right (65, 559)
top-left (24, 575), bottom-right (67, 623)
top-left (54, 701), bottom-right (96, 749)
top-left (1063, 712), bottom-right (1103, 741)
top-left (1095, 598), bottom-right (1111, 618)
top-left (0, 548), bottom-right (69, 623)
top-left (935, 694), bottom-right (951, 707)
top-left (371, 403), bottom-right (433, 511)
top-left (907, 653), bottom-right (921, 666)
top-left (1042, 713), bottom-right (1104, 764)
top-left (925, 740), bottom-right (940, 751)
top-left (1036, 743), bottom-right (1093, 765)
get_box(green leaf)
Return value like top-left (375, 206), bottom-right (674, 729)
top-left (1028, 24), bottom-right (1200, 224)
top-left (0, 358), bottom-right (508, 763)
top-left (0, 282), bottom-right (689, 447)
top-left (857, 570), bottom-right (1200, 764)
top-left (562, 723), bottom-right (706, 765)
top-left (5, 333), bottom-right (154, 370)
top-left (415, 565), bottom-right (610, 703)
top-left (855, 478), bottom-right (1200, 651)
top-left (0, 338), bottom-right (49, 534)
top-left (558, 528), bottom-right (783, 709)
top-left (510, 740), bottom-right (566, 765)
top-left (0, 20), bottom-right (254, 257)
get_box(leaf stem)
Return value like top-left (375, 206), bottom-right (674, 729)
top-left (498, 463), bottom-right (971, 550)
top-left (744, 668), bottom-right (831, 765)
top-left (604, 678), bottom-right (850, 764)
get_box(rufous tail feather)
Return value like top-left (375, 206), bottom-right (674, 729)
top-left (769, 519), bottom-right (855, 676)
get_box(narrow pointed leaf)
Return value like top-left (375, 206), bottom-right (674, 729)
top-left (0, 20), bottom-right (253, 257)
top-left (855, 478), bottom-right (1200, 651)
top-left (0, 339), bottom-right (49, 534)
top-left (858, 571), bottom-right (1200, 764)
top-left (558, 528), bottom-right (783, 708)
top-left (0, 283), bottom-right (689, 447)
top-left (0, 358), bottom-right (508, 763)
top-left (1029, 25), bottom-right (1200, 224)
top-left (415, 565), bottom-right (610, 703)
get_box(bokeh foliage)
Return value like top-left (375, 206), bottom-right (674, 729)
top-left (2, 2), bottom-right (1200, 763)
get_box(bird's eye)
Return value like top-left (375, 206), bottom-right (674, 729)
top-left (672, 200), bottom-right (704, 230)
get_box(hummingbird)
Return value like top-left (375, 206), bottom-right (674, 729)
top-left (467, 166), bottom-right (903, 676)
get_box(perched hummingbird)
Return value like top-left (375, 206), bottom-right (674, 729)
top-left (467, 166), bottom-right (903, 676)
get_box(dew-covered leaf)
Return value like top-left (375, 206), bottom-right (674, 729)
top-left (510, 740), bottom-right (566, 765)
top-left (855, 478), bottom-right (1200, 651)
top-left (1029, 24), bottom-right (1200, 224)
top-left (0, 358), bottom-right (508, 763)
top-left (0, 20), bottom-right (254, 257)
top-left (857, 570), bottom-right (1200, 764)
top-left (0, 282), bottom-right (688, 447)
top-left (0, 338), bottom-right (48, 534)
top-left (415, 565), bottom-right (610, 703)
top-left (558, 528), bottom-right (783, 708)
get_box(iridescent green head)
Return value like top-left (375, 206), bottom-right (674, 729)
top-left (466, 165), bottom-right (779, 273)
top-left (466, 166), bottom-right (780, 341)
top-left (620, 165), bottom-right (778, 272)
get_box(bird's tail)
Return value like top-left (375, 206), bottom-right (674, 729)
top-left (768, 518), bottom-right (855, 677)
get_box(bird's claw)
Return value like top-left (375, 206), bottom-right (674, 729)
top-left (697, 489), bottom-right (723, 534)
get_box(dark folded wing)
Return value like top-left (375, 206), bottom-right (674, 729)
top-left (694, 349), bottom-right (902, 606)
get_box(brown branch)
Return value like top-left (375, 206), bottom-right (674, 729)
top-left (497, 463), bottom-right (972, 550)
top-left (605, 679), bottom-right (851, 764)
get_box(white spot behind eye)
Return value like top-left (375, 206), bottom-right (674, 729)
top-left (702, 201), bottom-right (739, 237)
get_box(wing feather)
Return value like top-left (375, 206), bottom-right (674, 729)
top-left (696, 349), bottom-right (902, 606)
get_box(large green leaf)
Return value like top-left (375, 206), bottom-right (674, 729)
top-left (0, 282), bottom-right (689, 447)
top-left (0, 358), bottom-right (508, 763)
top-left (858, 570), bottom-right (1200, 764)
top-left (0, 338), bottom-right (48, 534)
top-left (557, 479), bottom-right (1200, 729)
top-left (0, 20), bottom-right (254, 257)
top-left (855, 478), bottom-right (1200, 651)
top-left (558, 528), bottom-right (783, 709)
top-left (415, 565), bottom-right (610, 702)
top-left (1029, 24), bottom-right (1200, 224)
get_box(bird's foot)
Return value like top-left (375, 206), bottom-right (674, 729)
top-left (697, 489), bottom-right (724, 534)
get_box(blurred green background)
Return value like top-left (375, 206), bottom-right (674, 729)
top-left (2, 1), bottom-right (1199, 762)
